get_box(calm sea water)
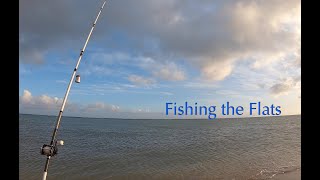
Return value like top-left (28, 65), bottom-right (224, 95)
top-left (19, 114), bottom-right (300, 180)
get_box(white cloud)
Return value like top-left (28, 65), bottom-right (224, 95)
top-left (293, 46), bottom-right (301, 67)
top-left (183, 81), bottom-right (220, 89)
top-left (200, 59), bottom-right (234, 81)
top-left (74, 52), bottom-right (187, 82)
top-left (132, 107), bottom-right (151, 113)
top-left (20, 89), bottom-right (63, 110)
top-left (19, 89), bottom-right (120, 115)
top-left (82, 64), bottom-right (114, 76)
top-left (20, 0), bottom-right (300, 82)
top-left (20, 89), bottom-right (190, 118)
top-left (90, 51), bottom-right (130, 65)
top-left (152, 61), bottom-right (186, 81)
top-left (128, 74), bottom-right (156, 86)
top-left (21, 90), bottom-right (32, 104)
top-left (19, 1), bottom-right (301, 116)
top-left (112, 105), bottom-right (120, 111)
top-left (133, 56), bottom-right (186, 81)
top-left (82, 102), bottom-right (120, 112)
top-left (250, 52), bottom-right (286, 69)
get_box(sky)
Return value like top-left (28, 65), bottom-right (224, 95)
top-left (19, 0), bottom-right (301, 119)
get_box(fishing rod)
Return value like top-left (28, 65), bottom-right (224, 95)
top-left (40, 1), bottom-right (107, 180)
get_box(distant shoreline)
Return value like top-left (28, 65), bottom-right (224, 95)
top-left (19, 113), bottom-right (301, 120)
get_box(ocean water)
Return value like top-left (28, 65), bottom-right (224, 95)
top-left (19, 114), bottom-right (300, 180)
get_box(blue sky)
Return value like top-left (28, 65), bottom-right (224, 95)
top-left (19, 0), bottom-right (301, 118)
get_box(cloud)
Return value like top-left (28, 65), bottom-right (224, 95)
top-left (250, 52), bottom-right (286, 69)
top-left (76, 51), bottom-right (138, 78)
top-left (183, 81), bottom-right (220, 89)
top-left (294, 47), bottom-right (301, 67)
top-left (134, 56), bottom-right (186, 81)
top-left (20, 89), bottom-right (63, 109)
top-left (134, 108), bottom-right (151, 113)
top-left (270, 83), bottom-right (291, 96)
top-left (19, 89), bottom-right (171, 118)
top-left (127, 75), bottom-right (155, 86)
top-left (20, 0), bottom-right (300, 81)
top-left (270, 76), bottom-right (301, 97)
top-left (200, 59), bottom-right (234, 81)
top-left (21, 90), bottom-right (32, 104)
top-left (19, 89), bottom-right (120, 115)
top-left (82, 102), bottom-right (120, 112)
top-left (151, 61), bottom-right (186, 81)
top-left (79, 51), bottom-right (186, 81)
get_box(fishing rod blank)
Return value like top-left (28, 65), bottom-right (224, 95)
top-left (40, 1), bottom-right (107, 180)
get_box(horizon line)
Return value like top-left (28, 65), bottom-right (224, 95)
top-left (19, 112), bottom-right (301, 120)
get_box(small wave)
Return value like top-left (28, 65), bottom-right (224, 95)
top-left (249, 166), bottom-right (300, 179)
